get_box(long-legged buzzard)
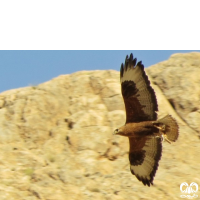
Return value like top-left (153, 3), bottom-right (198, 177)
top-left (114, 53), bottom-right (179, 186)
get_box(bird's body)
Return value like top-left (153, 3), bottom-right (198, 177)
top-left (114, 53), bottom-right (179, 186)
top-left (115, 121), bottom-right (158, 137)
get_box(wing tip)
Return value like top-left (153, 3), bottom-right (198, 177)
top-left (135, 172), bottom-right (154, 187)
top-left (130, 166), bottom-right (155, 187)
top-left (120, 53), bottom-right (141, 79)
top-left (120, 63), bottom-right (124, 78)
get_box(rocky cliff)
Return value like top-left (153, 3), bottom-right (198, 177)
top-left (0, 53), bottom-right (199, 200)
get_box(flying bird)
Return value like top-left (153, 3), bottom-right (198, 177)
top-left (114, 53), bottom-right (179, 186)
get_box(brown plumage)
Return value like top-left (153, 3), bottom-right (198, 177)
top-left (114, 53), bottom-right (179, 186)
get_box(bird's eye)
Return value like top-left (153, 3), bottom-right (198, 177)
top-left (113, 128), bottom-right (119, 135)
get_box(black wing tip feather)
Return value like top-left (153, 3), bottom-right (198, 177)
top-left (120, 63), bottom-right (124, 78)
top-left (120, 53), bottom-right (141, 79)
top-left (130, 169), bottom-right (152, 187)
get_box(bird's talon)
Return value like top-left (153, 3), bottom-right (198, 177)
top-left (163, 134), bottom-right (171, 144)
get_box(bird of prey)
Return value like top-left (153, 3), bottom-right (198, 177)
top-left (114, 53), bottom-right (179, 186)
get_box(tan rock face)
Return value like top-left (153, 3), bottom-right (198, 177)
top-left (0, 53), bottom-right (200, 200)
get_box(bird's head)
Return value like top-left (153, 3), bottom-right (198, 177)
top-left (113, 127), bottom-right (124, 136)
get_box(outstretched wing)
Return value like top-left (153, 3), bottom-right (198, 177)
top-left (129, 136), bottom-right (162, 186)
top-left (120, 53), bottom-right (158, 123)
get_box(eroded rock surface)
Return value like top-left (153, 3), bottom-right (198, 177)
top-left (0, 53), bottom-right (199, 200)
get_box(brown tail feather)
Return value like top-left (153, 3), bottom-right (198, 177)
top-left (157, 115), bottom-right (179, 142)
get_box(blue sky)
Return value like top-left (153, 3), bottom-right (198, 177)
top-left (0, 50), bottom-right (199, 93)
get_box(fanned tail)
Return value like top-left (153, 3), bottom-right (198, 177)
top-left (157, 115), bottom-right (179, 143)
